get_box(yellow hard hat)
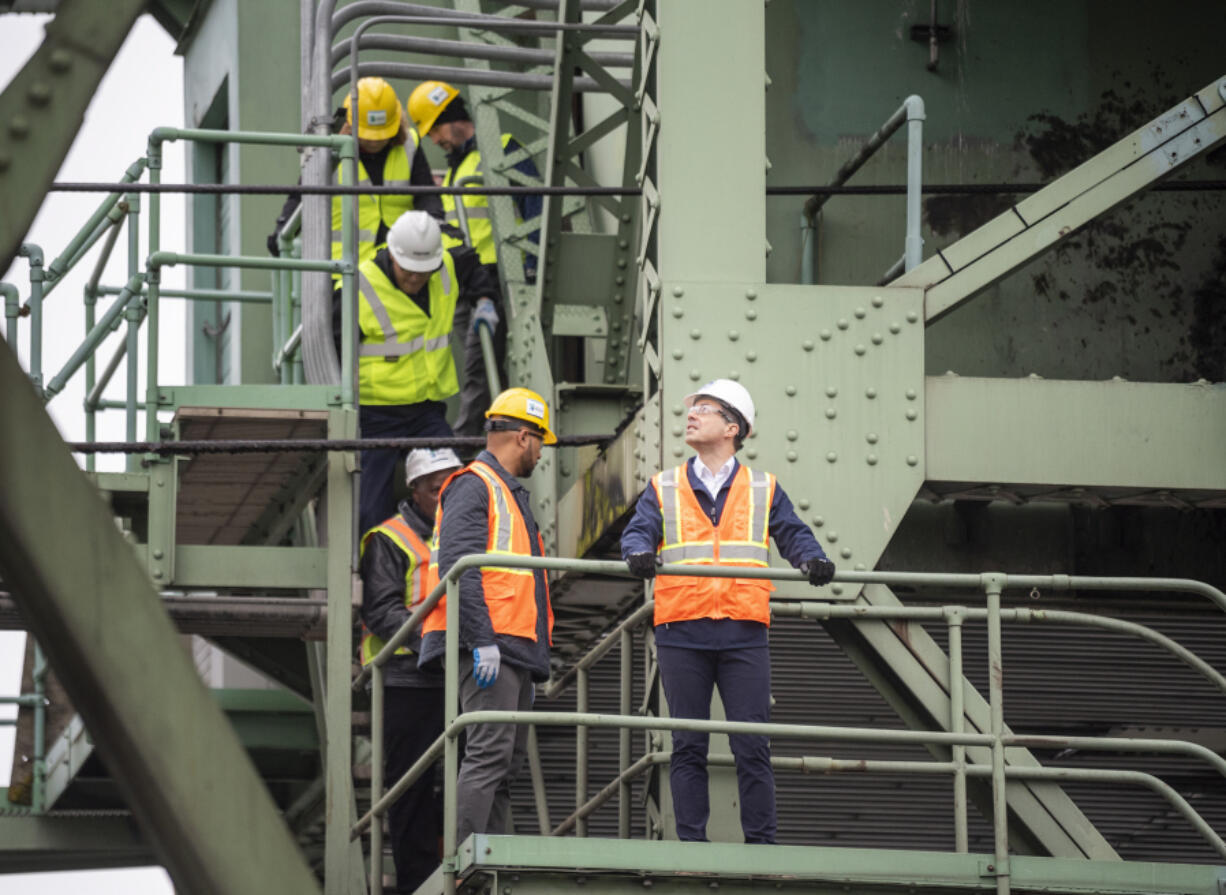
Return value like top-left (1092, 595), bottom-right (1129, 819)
top-left (343, 77), bottom-right (402, 141)
top-left (408, 80), bottom-right (460, 137)
top-left (485, 387), bottom-right (557, 445)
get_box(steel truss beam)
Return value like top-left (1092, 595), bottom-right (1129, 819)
top-left (895, 76), bottom-right (1226, 323)
top-left (0, 0), bottom-right (145, 272)
top-left (0, 814), bottom-right (154, 874)
top-left (0, 340), bottom-right (320, 894)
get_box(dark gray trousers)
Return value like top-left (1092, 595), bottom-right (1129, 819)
top-left (455, 661), bottom-right (533, 843)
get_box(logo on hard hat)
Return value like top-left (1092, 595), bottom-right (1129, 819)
top-left (525, 398), bottom-right (545, 420)
top-left (366, 110), bottom-right (387, 126)
top-left (428, 86), bottom-right (449, 106)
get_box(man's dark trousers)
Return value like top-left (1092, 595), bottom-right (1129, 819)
top-left (358, 402), bottom-right (453, 535)
top-left (657, 643), bottom-right (776, 844)
top-left (384, 685), bottom-right (445, 893)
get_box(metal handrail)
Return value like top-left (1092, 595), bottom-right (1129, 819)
top-left (353, 555), bottom-right (1226, 895)
top-left (801, 94), bottom-right (925, 284)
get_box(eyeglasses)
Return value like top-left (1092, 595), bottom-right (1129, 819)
top-left (689, 404), bottom-right (734, 424)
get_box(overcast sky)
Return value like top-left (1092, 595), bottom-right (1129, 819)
top-left (1, 12), bottom-right (184, 893)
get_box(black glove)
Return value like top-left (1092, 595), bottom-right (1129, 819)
top-left (626, 552), bottom-right (658, 579)
top-left (802, 557), bottom-right (836, 587)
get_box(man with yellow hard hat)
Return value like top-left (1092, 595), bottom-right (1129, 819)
top-left (418, 387), bottom-right (556, 844)
top-left (406, 81), bottom-right (543, 437)
top-left (268, 76), bottom-right (440, 264)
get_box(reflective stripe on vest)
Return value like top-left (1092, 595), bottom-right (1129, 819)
top-left (356, 251), bottom-right (460, 405)
top-left (331, 135), bottom-right (419, 267)
top-left (358, 514), bottom-right (431, 666)
top-left (651, 464), bottom-right (776, 626)
top-left (441, 133), bottom-right (517, 264)
top-left (422, 461), bottom-right (553, 642)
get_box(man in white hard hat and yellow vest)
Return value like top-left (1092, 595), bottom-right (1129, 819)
top-left (620, 379), bottom-right (836, 845)
top-left (359, 447), bottom-right (462, 893)
top-left (406, 81), bottom-right (544, 437)
top-left (268, 77), bottom-right (441, 263)
top-left (346, 210), bottom-right (501, 534)
top-left (418, 387), bottom-right (556, 844)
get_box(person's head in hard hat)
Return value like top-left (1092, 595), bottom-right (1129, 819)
top-left (407, 80), bottom-right (473, 156)
top-left (343, 77), bottom-right (410, 155)
top-left (482, 387), bottom-right (557, 478)
top-left (683, 378), bottom-right (755, 470)
top-left (405, 448), bottom-right (463, 522)
top-left (385, 210), bottom-right (446, 294)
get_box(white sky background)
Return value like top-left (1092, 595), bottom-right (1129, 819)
top-left (1, 12), bottom-right (184, 893)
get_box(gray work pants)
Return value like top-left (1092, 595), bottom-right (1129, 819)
top-left (455, 660), bottom-right (533, 843)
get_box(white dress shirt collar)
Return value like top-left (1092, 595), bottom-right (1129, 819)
top-left (691, 454), bottom-right (737, 501)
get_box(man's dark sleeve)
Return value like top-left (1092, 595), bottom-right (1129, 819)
top-left (620, 485), bottom-right (664, 559)
top-left (267, 191), bottom-right (303, 257)
top-left (436, 472), bottom-right (497, 648)
top-left (769, 483), bottom-right (828, 568)
top-left (410, 140), bottom-right (444, 219)
top-left (504, 137), bottom-right (543, 223)
top-left (451, 246), bottom-right (500, 308)
top-left (360, 533), bottom-right (415, 645)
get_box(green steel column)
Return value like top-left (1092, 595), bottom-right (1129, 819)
top-left (0, 337), bottom-right (319, 893)
top-left (656, 0), bottom-right (765, 284)
top-left (651, 0), bottom-right (767, 842)
top-left (323, 408), bottom-right (365, 895)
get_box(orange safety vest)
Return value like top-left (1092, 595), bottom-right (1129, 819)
top-left (651, 464), bottom-right (777, 627)
top-left (423, 461), bottom-right (553, 643)
top-left (358, 514), bottom-right (431, 666)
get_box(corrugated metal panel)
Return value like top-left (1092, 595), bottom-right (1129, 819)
top-left (516, 599), bottom-right (1226, 862)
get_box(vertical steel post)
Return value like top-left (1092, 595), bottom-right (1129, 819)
top-left (20, 245), bottom-right (45, 392)
top-left (443, 575), bottom-right (460, 895)
top-left (526, 725), bottom-right (550, 834)
top-left (984, 573), bottom-right (1010, 895)
top-left (576, 666), bottom-right (589, 838)
top-left (31, 639), bottom-right (47, 813)
top-left (124, 300), bottom-right (141, 465)
top-left (144, 143), bottom-right (162, 445)
top-left (125, 193), bottom-right (141, 469)
top-left (618, 626), bottom-right (632, 838)
top-left (903, 95), bottom-right (925, 271)
top-left (370, 663), bottom-right (384, 895)
top-left (2, 283), bottom-right (18, 359)
top-left (291, 237), bottom-right (304, 385)
top-left (337, 141), bottom-right (358, 409)
top-left (946, 607), bottom-right (968, 852)
top-left (323, 410), bottom-right (362, 895)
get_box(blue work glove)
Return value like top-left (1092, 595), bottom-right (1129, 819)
top-left (801, 558), bottom-right (837, 587)
top-left (473, 644), bottom-right (501, 688)
top-left (471, 297), bottom-right (499, 334)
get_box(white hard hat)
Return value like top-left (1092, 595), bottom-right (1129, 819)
top-left (387, 211), bottom-right (443, 272)
top-left (405, 447), bottom-right (462, 485)
top-left (685, 379), bottom-right (755, 436)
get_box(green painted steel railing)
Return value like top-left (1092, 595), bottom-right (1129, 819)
top-left (352, 557), bottom-right (1226, 895)
top-left (5, 128), bottom-right (358, 458)
top-left (0, 639), bottom-right (48, 813)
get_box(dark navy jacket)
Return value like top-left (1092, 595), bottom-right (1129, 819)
top-left (620, 456), bottom-right (828, 650)
top-left (418, 451), bottom-right (552, 681)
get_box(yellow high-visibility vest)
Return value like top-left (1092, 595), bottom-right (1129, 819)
top-left (441, 133), bottom-right (517, 265)
top-left (358, 514), bottom-right (431, 666)
top-left (331, 132), bottom-right (420, 267)
top-left (356, 250), bottom-right (460, 405)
